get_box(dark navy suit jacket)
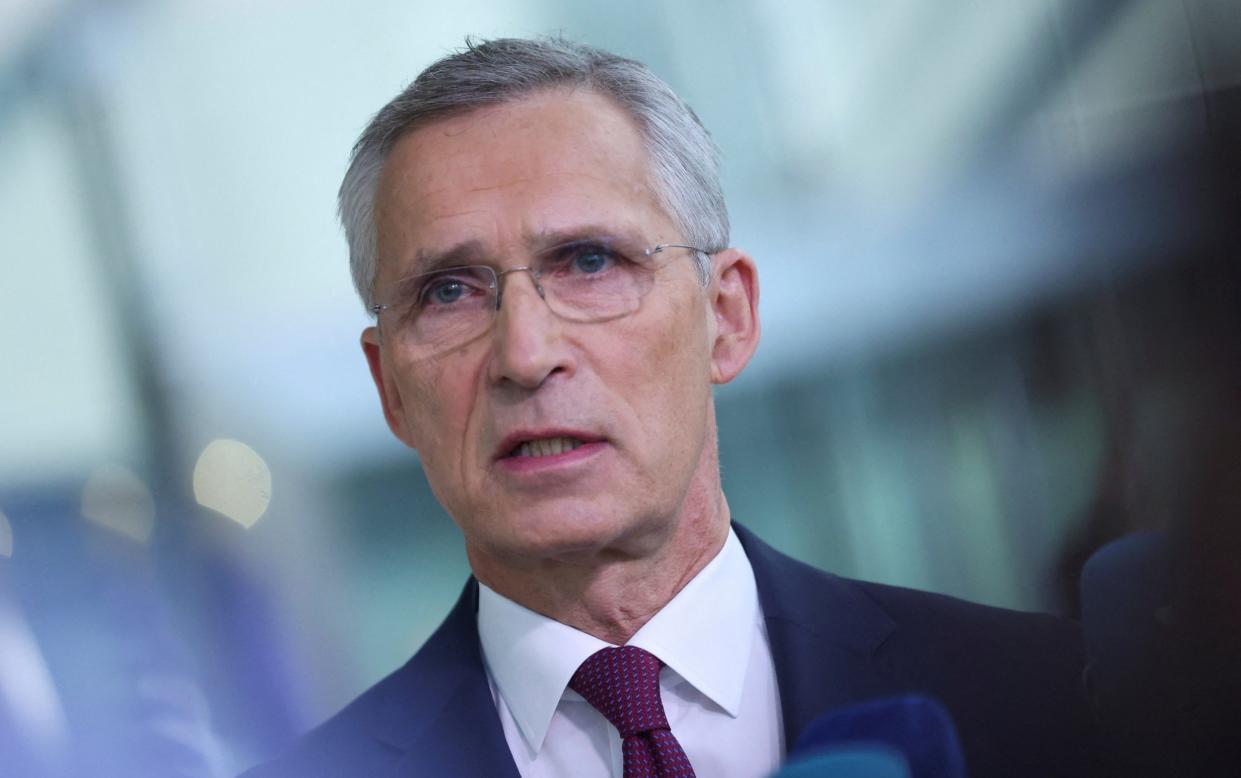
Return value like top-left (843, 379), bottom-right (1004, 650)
top-left (244, 524), bottom-right (1097, 777)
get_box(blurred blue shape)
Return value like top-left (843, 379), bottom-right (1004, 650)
top-left (772, 746), bottom-right (911, 778)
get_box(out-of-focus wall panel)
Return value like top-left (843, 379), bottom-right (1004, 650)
top-left (0, 97), bottom-right (140, 483)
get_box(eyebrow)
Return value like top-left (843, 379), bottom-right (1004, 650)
top-left (528, 224), bottom-right (645, 253)
top-left (412, 240), bottom-right (490, 276)
top-left (412, 224), bottom-right (647, 272)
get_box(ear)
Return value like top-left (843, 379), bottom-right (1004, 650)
top-left (361, 326), bottom-right (418, 449)
top-left (707, 248), bottom-right (760, 384)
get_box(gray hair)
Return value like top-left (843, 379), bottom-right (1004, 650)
top-left (339, 36), bottom-right (729, 311)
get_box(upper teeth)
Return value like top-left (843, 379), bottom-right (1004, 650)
top-left (515, 436), bottom-right (583, 458)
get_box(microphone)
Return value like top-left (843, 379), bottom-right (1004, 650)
top-left (771, 694), bottom-right (966, 777)
top-left (1082, 531), bottom-right (1190, 778)
top-left (773, 746), bottom-right (911, 778)
top-left (1079, 530), bottom-right (1241, 776)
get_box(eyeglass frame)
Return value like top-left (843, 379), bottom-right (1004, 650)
top-left (367, 242), bottom-right (710, 323)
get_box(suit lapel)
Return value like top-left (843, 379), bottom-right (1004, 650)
top-left (734, 523), bottom-right (898, 751)
top-left (375, 579), bottom-right (521, 778)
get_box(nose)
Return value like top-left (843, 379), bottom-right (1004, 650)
top-left (486, 268), bottom-right (572, 389)
top-left (493, 266), bottom-right (545, 310)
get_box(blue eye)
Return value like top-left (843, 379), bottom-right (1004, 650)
top-left (428, 280), bottom-right (465, 304)
top-left (571, 249), bottom-right (613, 274)
top-left (420, 275), bottom-right (479, 307)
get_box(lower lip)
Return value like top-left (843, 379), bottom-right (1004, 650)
top-left (496, 441), bottom-right (608, 475)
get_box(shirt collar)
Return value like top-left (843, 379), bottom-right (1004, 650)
top-left (628, 527), bottom-right (759, 719)
top-left (476, 527), bottom-right (760, 754)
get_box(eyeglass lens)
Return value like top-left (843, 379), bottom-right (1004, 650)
top-left (380, 238), bottom-right (692, 352)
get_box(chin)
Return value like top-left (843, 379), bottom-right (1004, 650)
top-left (485, 501), bottom-right (662, 561)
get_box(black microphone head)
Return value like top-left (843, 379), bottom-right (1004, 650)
top-left (1080, 531), bottom-right (1192, 777)
top-left (1080, 530), bottom-right (1171, 693)
top-left (790, 694), bottom-right (966, 778)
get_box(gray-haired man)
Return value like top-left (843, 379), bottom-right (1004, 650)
top-left (245, 37), bottom-right (1095, 778)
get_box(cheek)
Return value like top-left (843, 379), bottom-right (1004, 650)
top-left (399, 362), bottom-right (486, 516)
top-left (654, 295), bottom-right (713, 380)
top-left (395, 356), bottom-right (473, 452)
top-left (621, 301), bottom-right (713, 432)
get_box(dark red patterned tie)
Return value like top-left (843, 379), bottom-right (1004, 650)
top-left (569, 646), bottom-right (697, 778)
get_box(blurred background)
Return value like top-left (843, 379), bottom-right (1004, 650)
top-left (1, 1), bottom-right (1238, 775)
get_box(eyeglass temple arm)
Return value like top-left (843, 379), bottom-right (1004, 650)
top-left (646, 243), bottom-right (709, 256)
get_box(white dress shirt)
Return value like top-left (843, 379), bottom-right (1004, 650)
top-left (478, 527), bottom-right (784, 777)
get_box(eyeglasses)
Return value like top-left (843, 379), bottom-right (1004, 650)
top-left (370, 239), bottom-right (709, 354)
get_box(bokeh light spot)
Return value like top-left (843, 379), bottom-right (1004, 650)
top-left (192, 438), bottom-right (272, 528)
top-left (0, 508), bottom-right (12, 558)
top-left (81, 464), bottom-right (156, 543)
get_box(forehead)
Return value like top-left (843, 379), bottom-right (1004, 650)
top-left (373, 88), bottom-right (674, 278)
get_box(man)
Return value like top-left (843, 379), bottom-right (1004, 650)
top-left (246, 37), bottom-right (1095, 777)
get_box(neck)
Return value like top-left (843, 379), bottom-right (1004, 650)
top-left (469, 426), bottom-right (731, 645)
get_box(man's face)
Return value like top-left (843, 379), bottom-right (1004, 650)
top-left (363, 88), bottom-right (739, 566)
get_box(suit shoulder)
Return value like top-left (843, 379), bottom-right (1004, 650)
top-left (241, 580), bottom-right (484, 777)
top-left (859, 580), bottom-right (1096, 775)
top-left (738, 522), bottom-right (1082, 663)
top-left (737, 524), bottom-right (1096, 776)
top-left (239, 662), bottom-right (411, 778)
top-left (855, 578), bottom-right (1083, 658)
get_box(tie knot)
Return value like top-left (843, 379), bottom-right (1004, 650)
top-left (569, 646), bottom-right (670, 737)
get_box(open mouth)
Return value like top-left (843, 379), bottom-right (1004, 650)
top-left (509, 435), bottom-right (585, 459)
